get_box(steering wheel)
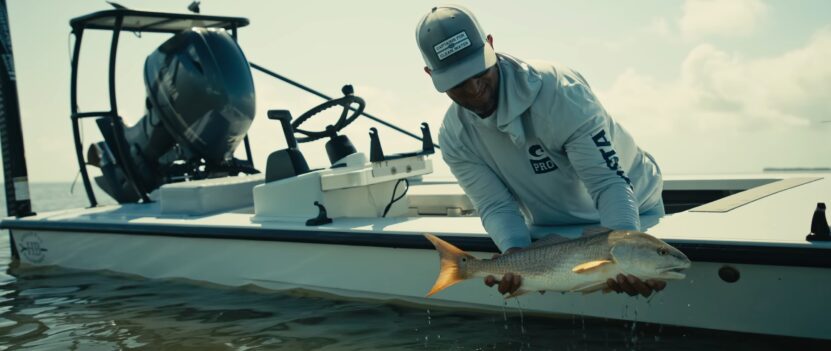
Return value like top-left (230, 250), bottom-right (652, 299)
top-left (291, 85), bottom-right (366, 143)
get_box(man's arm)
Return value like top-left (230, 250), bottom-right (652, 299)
top-left (552, 78), bottom-right (641, 231)
top-left (441, 142), bottom-right (531, 252)
top-left (554, 81), bottom-right (665, 297)
top-left (439, 123), bottom-right (529, 295)
top-left (564, 120), bottom-right (641, 231)
top-left (564, 126), bottom-right (667, 297)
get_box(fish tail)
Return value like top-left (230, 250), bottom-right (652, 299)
top-left (423, 233), bottom-right (476, 297)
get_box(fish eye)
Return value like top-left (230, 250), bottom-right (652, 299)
top-left (461, 257), bottom-right (467, 262)
top-left (657, 248), bottom-right (668, 256)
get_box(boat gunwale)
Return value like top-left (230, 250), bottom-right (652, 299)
top-left (3, 219), bottom-right (831, 269)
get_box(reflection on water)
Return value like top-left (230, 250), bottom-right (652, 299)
top-left (1, 184), bottom-right (830, 350)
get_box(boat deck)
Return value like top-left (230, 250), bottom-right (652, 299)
top-left (5, 173), bottom-right (830, 266)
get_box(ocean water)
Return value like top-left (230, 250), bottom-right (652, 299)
top-left (0, 183), bottom-right (829, 350)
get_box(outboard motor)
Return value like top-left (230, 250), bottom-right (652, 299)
top-left (88, 27), bottom-right (257, 203)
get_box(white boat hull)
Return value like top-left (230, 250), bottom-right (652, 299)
top-left (10, 228), bottom-right (831, 340)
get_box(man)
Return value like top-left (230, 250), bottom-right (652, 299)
top-left (415, 6), bottom-right (667, 297)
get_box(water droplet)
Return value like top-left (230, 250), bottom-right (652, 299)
top-left (516, 298), bottom-right (526, 335)
top-left (501, 300), bottom-right (509, 330)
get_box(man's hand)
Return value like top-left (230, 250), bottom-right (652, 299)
top-left (605, 274), bottom-right (666, 297)
top-left (483, 247), bottom-right (524, 295)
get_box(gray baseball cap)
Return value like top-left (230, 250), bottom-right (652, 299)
top-left (416, 6), bottom-right (497, 92)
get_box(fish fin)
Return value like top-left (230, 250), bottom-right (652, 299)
top-left (504, 289), bottom-right (530, 299)
top-left (424, 234), bottom-right (476, 297)
top-left (529, 233), bottom-right (570, 249)
top-left (582, 226), bottom-right (613, 237)
top-left (572, 260), bottom-right (614, 273)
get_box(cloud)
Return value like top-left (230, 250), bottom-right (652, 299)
top-left (679, 0), bottom-right (768, 40)
top-left (647, 17), bottom-right (673, 39)
top-left (598, 27), bottom-right (831, 135)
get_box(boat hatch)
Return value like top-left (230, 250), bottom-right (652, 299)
top-left (159, 175), bottom-right (264, 215)
top-left (407, 183), bottom-right (475, 216)
top-left (690, 177), bottom-right (822, 213)
top-left (663, 177), bottom-right (779, 214)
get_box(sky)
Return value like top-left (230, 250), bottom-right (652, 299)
top-left (3, 0), bottom-right (830, 183)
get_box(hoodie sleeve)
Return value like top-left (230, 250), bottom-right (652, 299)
top-left (439, 129), bottom-right (532, 252)
top-left (556, 83), bottom-right (641, 231)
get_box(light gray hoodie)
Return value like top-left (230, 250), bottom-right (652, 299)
top-left (438, 54), bottom-right (663, 252)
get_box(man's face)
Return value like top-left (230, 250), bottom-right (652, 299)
top-left (445, 64), bottom-right (499, 118)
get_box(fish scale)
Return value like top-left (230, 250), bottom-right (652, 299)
top-left (423, 230), bottom-right (691, 297)
top-left (471, 234), bottom-right (618, 292)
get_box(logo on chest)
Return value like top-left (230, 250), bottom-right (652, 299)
top-left (528, 144), bottom-right (558, 174)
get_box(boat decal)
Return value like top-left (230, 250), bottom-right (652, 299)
top-left (18, 232), bottom-right (47, 263)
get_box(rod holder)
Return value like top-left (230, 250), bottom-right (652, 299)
top-left (807, 202), bottom-right (830, 242)
top-left (420, 122), bottom-right (434, 155)
top-left (369, 127), bottom-right (384, 163)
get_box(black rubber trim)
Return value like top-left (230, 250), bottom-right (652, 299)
top-left (3, 219), bottom-right (830, 268)
top-left (70, 9), bottom-right (249, 33)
